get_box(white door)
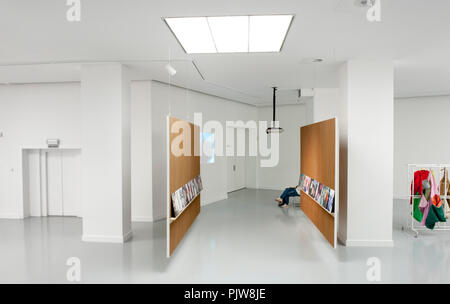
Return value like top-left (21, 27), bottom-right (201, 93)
top-left (227, 127), bottom-right (246, 193)
top-left (46, 151), bottom-right (63, 216)
top-left (61, 150), bottom-right (81, 217)
top-left (235, 154), bottom-right (246, 190)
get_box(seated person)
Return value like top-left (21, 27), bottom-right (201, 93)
top-left (275, 184), bottom-right (300, 208)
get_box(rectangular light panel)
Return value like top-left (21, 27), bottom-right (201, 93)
top-left (207, 16), bottom-right (249, 53)
top-left (164, 17), bottom-right (216, 54)
top-left (249, 15), bottom-right (293, 52)
top-left (164, 15), bottom-right (293, 54)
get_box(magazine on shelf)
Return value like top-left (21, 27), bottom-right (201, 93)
top-left (319, 186), bottom-right (327, 206)
top-left (303, 176), bottom-right (311, 192)
top-left (322, 187), bottom-right (330, 208)
top-left (187, 181), bottom-right (193, 200)
top-left (312, 180), bottom-right (319, 198)
top-left (308, 180), bottom-right (314, 196)
top-left (190, 182), bottom-right (195, 199)
top-left (315, 183), bottom-right (323, 201)
top-left (194, 179), bottom-right (199, 194)
top-left (183, 185), bottom-right (190, 205)
top-left (195, 179), bottom-right (199, 194)
top-left (189, 182), bottom-right (194, 200)
top-left (299, 174), bottom-right (305, 188)
top-left (172, 188), bottom-right (184, 217)
top-left (327, 189), bottom-right (335, 212)
top-left (196, 175), bottom-right (203, 191)
top-left (192, 180), bottom-right (198, 197)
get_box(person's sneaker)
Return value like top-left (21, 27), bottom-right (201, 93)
top-left (281, 204), bottom-right (289, 209)
top-left (275, 198), bottom-right (282, 203)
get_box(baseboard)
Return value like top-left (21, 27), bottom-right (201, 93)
top-left (0, 213), bottom-right (23, 219)
top-left (394, 195), bottom-right (408, 200)
top-left (253, 186), bottom-right (284, 191)
top-left (82, 230), bottom-right (133, 243)
top-left (344, 239), bottom-right (394, 247)
top-left (132, 216), bottom-right (153, 222)
top-left (337, 234), bottom-right (345, 246)
top-left (152, 214), bottom-right (166, 222)
top-left (123, 230), bottom-right (133, 242)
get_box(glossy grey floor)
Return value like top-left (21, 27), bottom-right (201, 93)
top-left (1, 189), bottom-right (449, 283)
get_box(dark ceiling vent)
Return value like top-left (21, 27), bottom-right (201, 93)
top-left (266, 87), bottom-right (284, 134)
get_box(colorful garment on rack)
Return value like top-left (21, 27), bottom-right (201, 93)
top-left (425, 205), bottom-right (447, 230)
top-left (439, 168), bottom-right (450, 219)
top-left (411, 170), bottom-right (430, 202)
top-left (413, 198), bottom-right (423, 222)
top-left (418, 171), bottom-right (446, 230)
top-left (411, 170), bottom-right (430, 222)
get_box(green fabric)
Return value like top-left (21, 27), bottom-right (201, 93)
top-left (413, 197), bottom-right (423, 222)
top-left (425, 205), bottom-right (447, 230)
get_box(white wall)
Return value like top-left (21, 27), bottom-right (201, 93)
top-left (256, 104), bottom-right (307, 190)
top-left (130, 81), bottom-right (153, 222)
top-left (151, 81), bottom-right (258, 221)
top-left (394, 95), bottom-right (450, 198)
top-left (0, 83), bottom-right (81, 218)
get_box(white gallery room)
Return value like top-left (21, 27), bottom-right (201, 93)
top-left (1, 0), bottom-right (450, 285)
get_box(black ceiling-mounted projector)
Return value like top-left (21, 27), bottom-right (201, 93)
top-left (266, 87), bottom-right (284, 134)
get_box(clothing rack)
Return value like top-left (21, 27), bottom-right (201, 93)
top-left (405, 164), bottom-right (450, 237)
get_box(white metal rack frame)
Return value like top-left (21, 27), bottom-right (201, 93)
top-left (405, 164), bottom-right (450, 237)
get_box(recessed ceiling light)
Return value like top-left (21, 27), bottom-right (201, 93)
top-left (164, 15), bottom-right (294, 54)
top-left (208, 16), bottom-right (249, 53)
top-left (249, 15), bottom-right (293, 52)
top-left (165, 17), bottom-right (216, 54)
top-left (301, 58), bottom-right (324, 64)
top-left (354, 0), bottom-right (371, 7)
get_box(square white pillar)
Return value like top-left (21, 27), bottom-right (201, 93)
top-left (81, 63), bottom-right (132, 243)
top-left (338, 60), bottom-right (394, 247)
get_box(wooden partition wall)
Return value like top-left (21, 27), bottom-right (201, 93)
top-left (167, 116), bottom-right (201, 257)
top-left (300, 118), bottom-right (339, 248)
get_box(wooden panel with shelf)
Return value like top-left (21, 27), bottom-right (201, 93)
top-left (300, 192), bottom-right (335, 247)
top-left (300, 118), bottom-right (338, 248)
top-left (167, 116), bottom-right (201, 257)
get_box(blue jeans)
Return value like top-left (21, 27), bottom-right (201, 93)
top-left (280, 188), bottom-right (299, 205)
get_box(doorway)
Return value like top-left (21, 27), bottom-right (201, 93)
top-left (23, 149), bottom-right (82, 217)
top-left (226, 127), bottom-right (247, 193)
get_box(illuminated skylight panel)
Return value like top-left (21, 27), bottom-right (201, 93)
top-left (165, 17), bottom-right (216, 54)
top-left (164, 15), bottom-right (293, 54)
top-left (249, 15), bottom-right (293, 52)
top-left (207, 16), bottom-right (249, 53)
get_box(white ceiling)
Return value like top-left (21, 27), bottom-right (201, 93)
top-left (1, 0), bottom-right (450, 105)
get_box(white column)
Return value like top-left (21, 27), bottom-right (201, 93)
top-left (81, 63), bottom-right (132, 243)
top-left (338, 60), bottom-right (394, 247)
top-left (312, 88), bottom-right (339, 123)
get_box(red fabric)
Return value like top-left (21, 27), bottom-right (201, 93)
top-left (410, 170), bottom-right (430, 204)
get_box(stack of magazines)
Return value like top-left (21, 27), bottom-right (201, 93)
top-left (171, 175), bottom-right (203, 217)
top-left (299, 174), bottom-right (335, 213)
